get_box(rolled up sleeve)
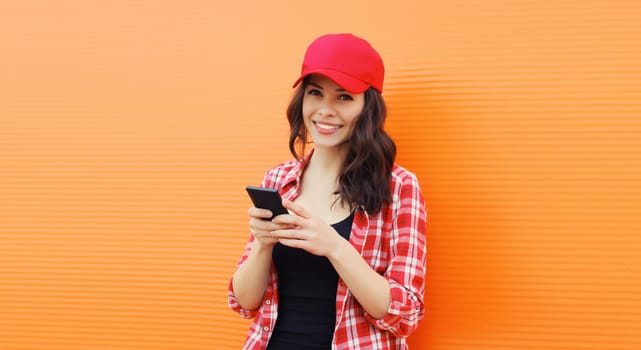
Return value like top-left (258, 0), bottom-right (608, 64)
top-left (364, 173), bottom-right (427, 337)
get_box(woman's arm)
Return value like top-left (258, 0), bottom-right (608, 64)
top-left (231, 238), bottom-right (274, 310)
top-left (328, 239), bottom-right (391, 318)
top-left (230, 206), bottom-right (287, 311)
top-left (363, 172), bottom-right (427, 336)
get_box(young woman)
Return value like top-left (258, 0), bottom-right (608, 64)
top-left (228, 33), bottom-right (427, 350)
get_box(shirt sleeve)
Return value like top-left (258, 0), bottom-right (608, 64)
top-left (364, 172), bottom-right (427, 338)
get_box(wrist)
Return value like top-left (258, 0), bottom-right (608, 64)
top-left (251, 239), bottom-right (275, 256)
top-left (328, 237), bottom-right (353, 263)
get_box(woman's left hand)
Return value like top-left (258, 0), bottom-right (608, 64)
top-left (270, 199), bottom-right (345, 257)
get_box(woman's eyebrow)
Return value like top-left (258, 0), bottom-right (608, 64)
top-left (308, 82), bottom-right (346, 92)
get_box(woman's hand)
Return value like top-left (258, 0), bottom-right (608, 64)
top-left (270, 199), bottom-right (345, 257)
top-left (273, 199), bottom-right (392, 319)
top-left (247, 207), bottom-right (293, 247)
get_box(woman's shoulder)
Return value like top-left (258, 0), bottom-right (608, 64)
top-left (391, 163), bottom-right (419, 184)
top-left (265, 158), bottom-right (300, 175)
top-left (389, 164), bottom-right (427, 213)
top-left (261, 158), bottom-right (303, 188)
top-left (389, 163), bottom-right (425, 198)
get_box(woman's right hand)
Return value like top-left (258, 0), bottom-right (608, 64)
top-left (248, 207), bottom-right (290, 247)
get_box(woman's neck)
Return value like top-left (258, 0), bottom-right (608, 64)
top-left (307, 146), bottom-right (347, 178)
top-left (296, 146), bottom-right (353, 222)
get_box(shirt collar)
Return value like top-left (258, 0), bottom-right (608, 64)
top-left (280, 149), bottom-right (314, 199)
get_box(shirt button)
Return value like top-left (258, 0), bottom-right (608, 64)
top-left (263, 326), bottom-right (269, 332)
top-left (265, 300), bottom-right (271, 305)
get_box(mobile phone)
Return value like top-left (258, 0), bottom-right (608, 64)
top-left (245, 186), bottom-right (288, 220)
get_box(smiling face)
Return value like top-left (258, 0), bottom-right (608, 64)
top-left (302, 74), bottom-right (365, 152)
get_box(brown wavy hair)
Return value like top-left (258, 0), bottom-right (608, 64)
top-left (286, 80), bottom-right (396, 214)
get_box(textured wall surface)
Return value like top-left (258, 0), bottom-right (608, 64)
top-left (2, 1), bottom-right (640, 349)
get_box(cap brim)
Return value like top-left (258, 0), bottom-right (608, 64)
top-left (292, 69), bottom-right (370, 94)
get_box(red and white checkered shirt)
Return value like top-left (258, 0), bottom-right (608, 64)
top-left (228, 153), bottom-right (427, 349)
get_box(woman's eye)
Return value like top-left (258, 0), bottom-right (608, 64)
top-left (307, 89), bottom-right (322, 96)
top-left (338, 94), bottom-right (354, 101)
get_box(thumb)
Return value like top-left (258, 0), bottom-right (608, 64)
top-left (282, 198), bottom-right (311, 219)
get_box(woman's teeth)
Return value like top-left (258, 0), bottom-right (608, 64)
top-left (316, 122), bottom-right (340, 130)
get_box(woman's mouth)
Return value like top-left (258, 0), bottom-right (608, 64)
top-left (314, 121), bottom-right (342, 135)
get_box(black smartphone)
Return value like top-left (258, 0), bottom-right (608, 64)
top-left (245, 186), bottom-right (288, 220)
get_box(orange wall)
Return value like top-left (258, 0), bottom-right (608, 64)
top-left (2, 1), bottom-right (641, 349)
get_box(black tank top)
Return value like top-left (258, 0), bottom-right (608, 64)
top-left (266, 211), bottom-right (354, 349)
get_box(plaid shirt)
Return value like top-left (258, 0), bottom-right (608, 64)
top-left (228, 153), bottom-right (427, 349)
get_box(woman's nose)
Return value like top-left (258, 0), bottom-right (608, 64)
top-left (317, 100), bottom-right (337, 117)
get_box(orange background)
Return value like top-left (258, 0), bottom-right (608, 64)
top-left (2, 1), bottom-right (641, 349)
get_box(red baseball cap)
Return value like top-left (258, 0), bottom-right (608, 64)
top-left (292, 33), bottom-right (385, 94)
